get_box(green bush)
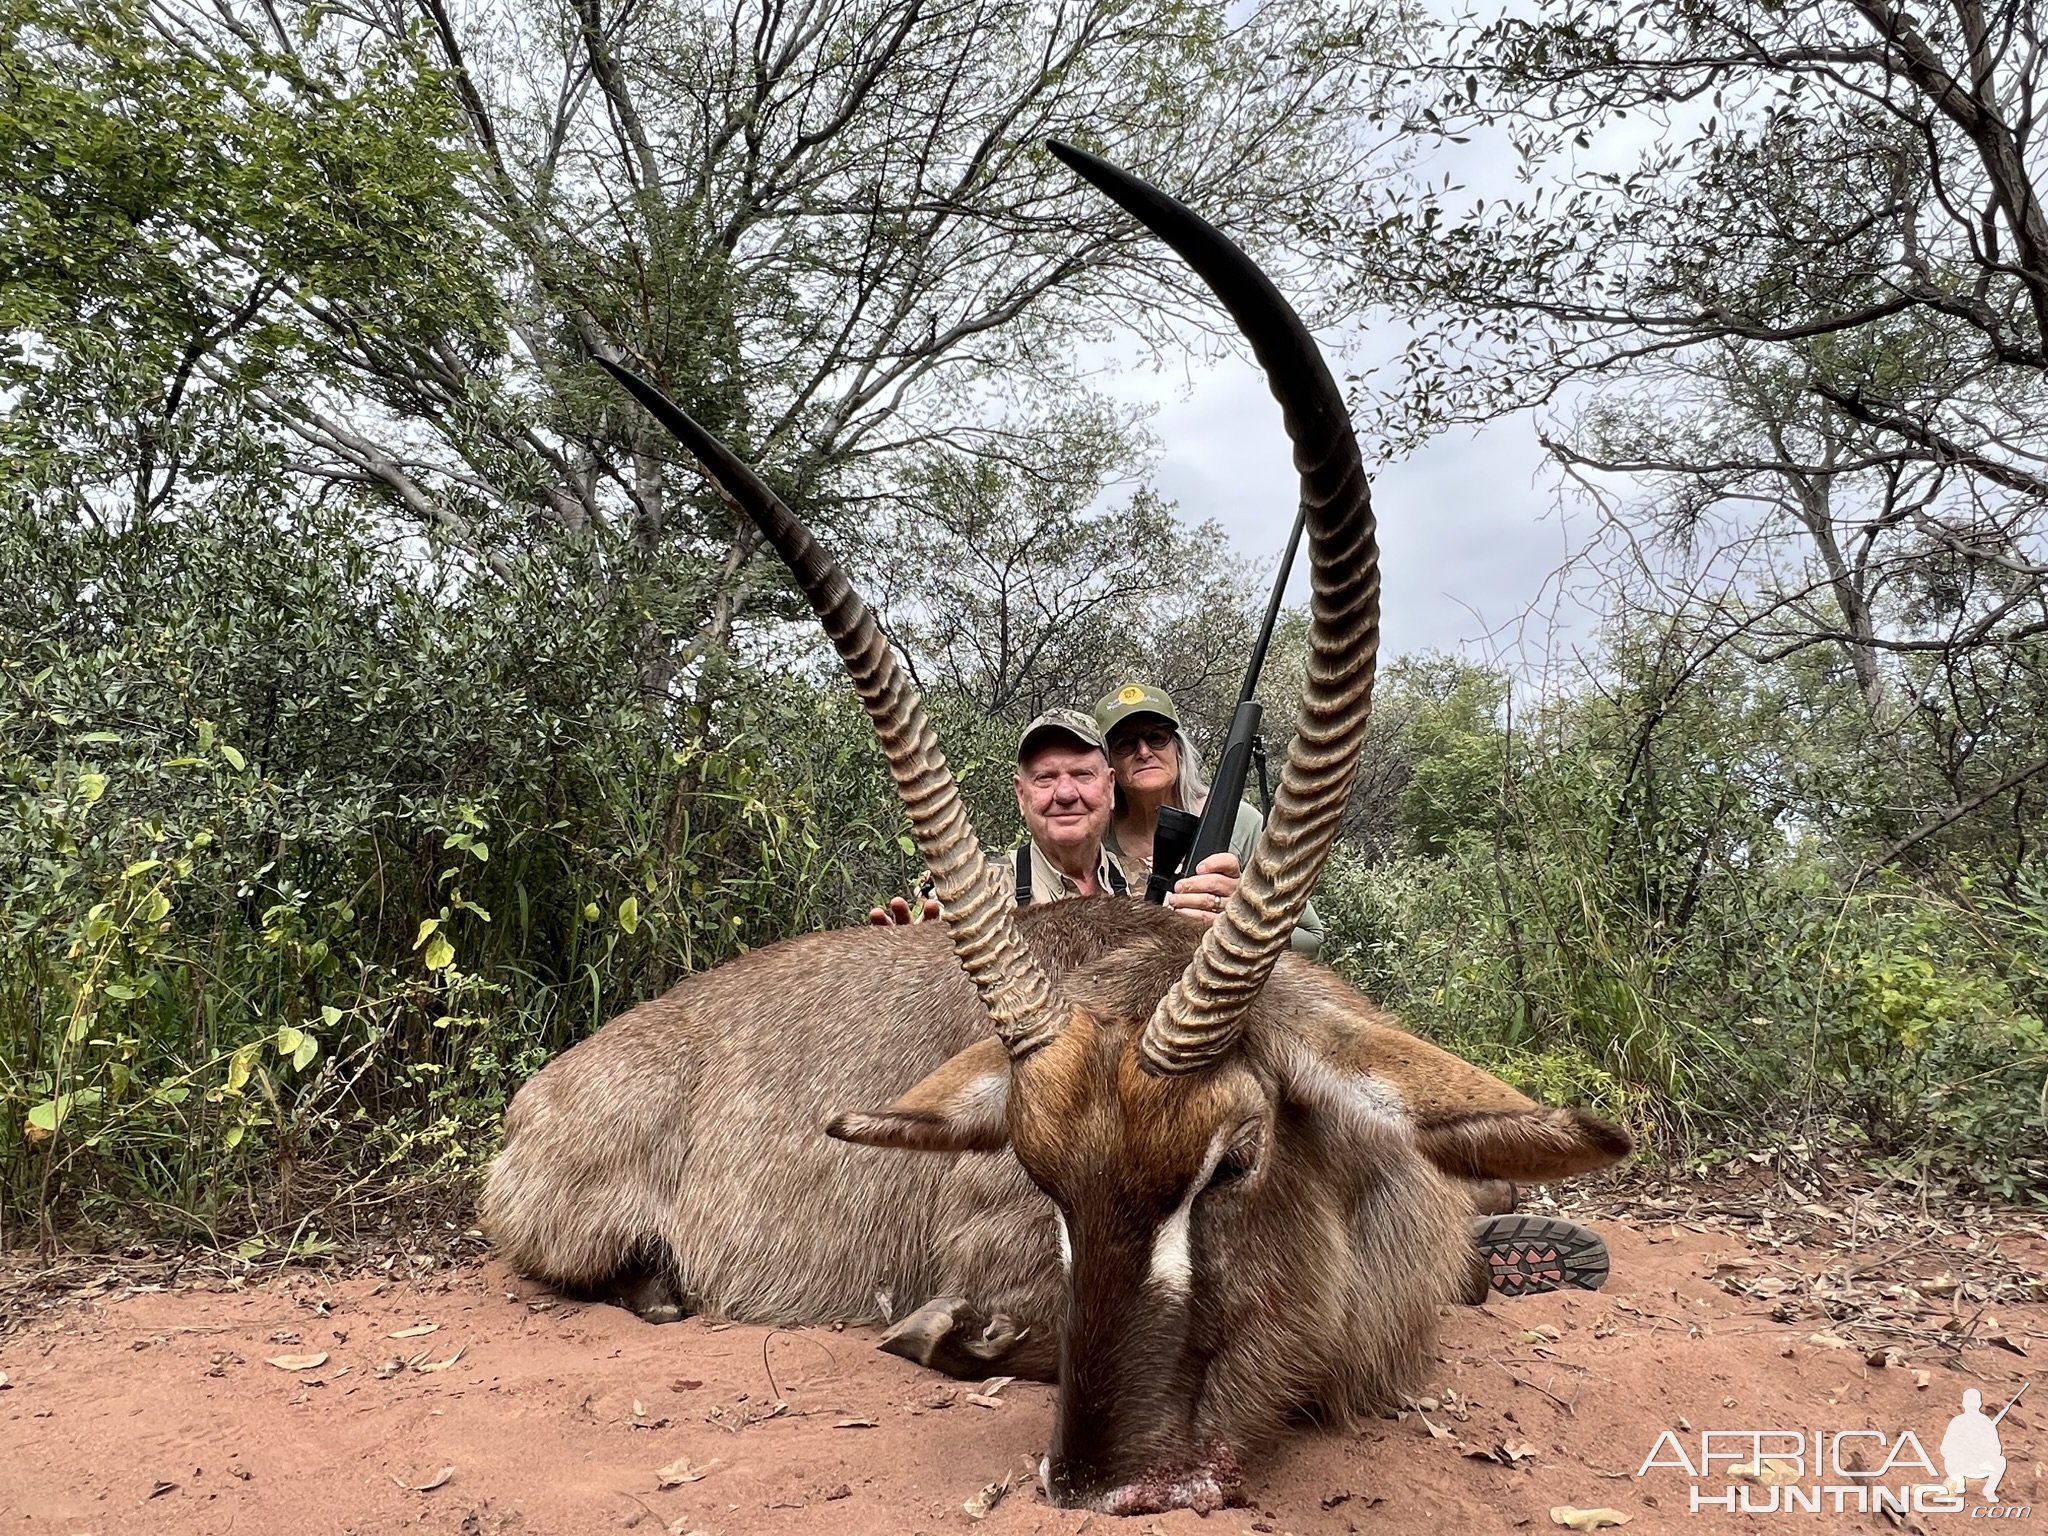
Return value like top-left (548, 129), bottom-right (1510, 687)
top-left (0, 498), bottom-right (923, 1245)
top-left (1314, 705), bottom-right (2048, 1202)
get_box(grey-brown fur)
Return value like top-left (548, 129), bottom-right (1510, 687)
top-left (483, 898), bottom-right (1609, 1504)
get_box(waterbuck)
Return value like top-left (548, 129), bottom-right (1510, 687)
top-left (482, 141), bottom-right (1630, 1515)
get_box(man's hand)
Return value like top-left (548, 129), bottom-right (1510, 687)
top-left (1166, 851), bottom-right (1241, 925)
top-left (868, 895), bottom-right (942, 926)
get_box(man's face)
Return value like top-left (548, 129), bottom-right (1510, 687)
top-left (1014, 738), bottom-right (1113, 861)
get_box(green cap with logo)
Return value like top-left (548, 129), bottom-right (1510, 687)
top-left (1016, 707), bottom-right (1105, 761)
top-left (1093, 682), bottom-right (1181, 738)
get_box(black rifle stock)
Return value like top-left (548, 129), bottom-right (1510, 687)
top-left (1144, 503), bottom-right (1306, 902)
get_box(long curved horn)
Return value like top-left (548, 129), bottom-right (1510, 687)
top-left (598, 360), bottom-right (1069, 1059)
top-left (1046, 141), bottom-right (1380, 1076)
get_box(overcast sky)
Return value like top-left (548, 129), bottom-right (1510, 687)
top-left (1102, 103), bottom-right (1638, 679)
top-left (1119, 347), bottom-right (1606, 675)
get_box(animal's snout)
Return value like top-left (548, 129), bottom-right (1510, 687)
top-left (1043, 1438), bottom-right (1245, 1515)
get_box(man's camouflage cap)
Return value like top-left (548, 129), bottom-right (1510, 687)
top-left (1093, 682), bottom-right (1181, 738)
top-left (1016, 707), bottom-right (1105, 761)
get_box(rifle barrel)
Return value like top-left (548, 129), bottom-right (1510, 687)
top-left (1242, 503), bottom-right (1308, 706)
top-left (1990, 1379), bottom-right (2029, 1425)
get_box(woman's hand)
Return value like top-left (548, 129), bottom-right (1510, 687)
top-left (1166, 851), bottom-right (1241, 924)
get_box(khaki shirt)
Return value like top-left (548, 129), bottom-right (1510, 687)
top-left (1005, 838), bottom-right (1128, 905)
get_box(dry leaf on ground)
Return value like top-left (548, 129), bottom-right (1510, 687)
top-left (1551, 1506), bottom-right (1630, 1530)
top-left (655, 1455), bottom-right (718, 1489)
top-left (392, 1466), bottom-right (454, 1493)
top-left (387, 1323), bottom-right (439, 1339)
top-left (964, 1474), bottom-right (1012, 1520)
top-left (266, 1352), bottom-right (329, 1371)
top-left (415, 1346), bottom-right (465, 1373)
top-left (1458, 1438), bottom-right (1537, 1466)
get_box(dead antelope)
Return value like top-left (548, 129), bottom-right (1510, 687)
top-left (482, 141), bottom-right (1629, 1516)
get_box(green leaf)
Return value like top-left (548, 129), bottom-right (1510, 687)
top-left (423, 933), bottom-right (455, 971)
top-left (619, 895), bottom-right (640, 934)
top-left (76, 772), bottom-right (108, 804)
top-left (123, 858), bottom-right (162, 878)
top-left (224, 1122), bottom-right (246, 1150)
top-left (583, 902), bottom-right (599, 921)
top-left (227, 1042), bottom-right (260, 1094)
top-left (27, 1098), bottom-right (63, 1134)
top-left (76, 730), bottom-right (121, 744)
top-left (292, 1033), bottom-right (318, 1072)
top-left (276, 1025), bottom-right (305, 1057)
top-left (220, 744), bottom-right (247, 771)
top-left (413, 917), bottom-right (440, 949)
top-left (320, 1005), bottom-right (342, 1028)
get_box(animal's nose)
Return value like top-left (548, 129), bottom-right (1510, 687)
top-left (1045, 1468), bottom-right (1237, 1515)
top-left (1041, 1442), bottom-right (1242, 1515)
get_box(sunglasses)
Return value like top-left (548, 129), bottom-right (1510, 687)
top-left (1109, 726), bottom-right (1177, 757)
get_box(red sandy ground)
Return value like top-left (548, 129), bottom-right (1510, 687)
top-left (4, 1184), bottom-right (2044, 1536)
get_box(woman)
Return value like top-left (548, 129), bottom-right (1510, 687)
top-left (1094, 682), bottom-right (1324, 958)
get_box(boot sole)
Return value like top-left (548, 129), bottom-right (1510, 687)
top-left (1472, 1214), bottom-right (1610, 1296)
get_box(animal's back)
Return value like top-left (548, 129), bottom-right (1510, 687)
top-left (484, 920), bottom-right (1015, 1319)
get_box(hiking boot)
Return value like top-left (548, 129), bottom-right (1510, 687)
top-left (1470, 1213), bottom-right (1610, 1297)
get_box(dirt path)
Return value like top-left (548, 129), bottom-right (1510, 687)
top-left (5, 1183), bottom-right (2044, 1535)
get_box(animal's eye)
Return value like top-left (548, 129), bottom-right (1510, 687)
top-left (1207, 1127), bottom-right (1263, 1190)
top-left (1208, 1150), bottom-right (1251, 1189)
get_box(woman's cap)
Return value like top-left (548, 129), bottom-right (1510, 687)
top-left (1094, 682), bottom-right (1180, 736)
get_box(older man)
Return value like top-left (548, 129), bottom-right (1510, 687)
top-left (869, 708), bottom-right (1243, 924)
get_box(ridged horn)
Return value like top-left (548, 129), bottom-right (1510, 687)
top-left (1046, 140), bottom-right (1380, 1076)
top-left (597, 358), bottom-right (1070, 1058)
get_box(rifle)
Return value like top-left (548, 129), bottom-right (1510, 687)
top-left (1990, 1379), bottom-right (2029, 1426)
top-left (1144, 502), bottom-right (1307, 904)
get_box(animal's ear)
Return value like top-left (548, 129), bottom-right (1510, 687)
top-left (1412, 1107), bottom-right (1633, 1181)
top-left (825, 1035), bottom-right (1012, 1152)
top-left (1261, 1006), bottom-right (1632, 1180)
